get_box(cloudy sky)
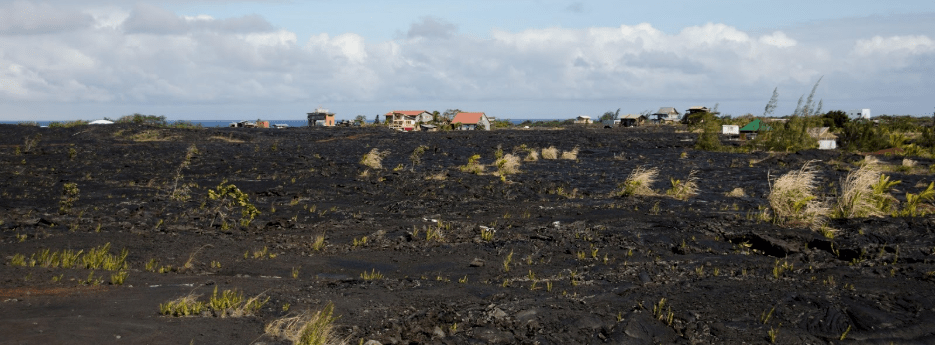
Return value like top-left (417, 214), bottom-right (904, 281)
top-left (1, 0), bottom-right (933, 121)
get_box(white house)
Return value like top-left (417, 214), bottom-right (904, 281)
top-left (847, 109), bottom-right (871, 120)
top-left (385, 110), bottom-right (434, 131)
top-left (721, 125), bottom-right (739, 135)
top-left (574, 116), bottom-right (592, 124)
top-left (653, 107), bottom-right (681, 123)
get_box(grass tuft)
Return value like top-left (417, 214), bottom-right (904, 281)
top-left (359, 148), bottom-right (389, 170)
top-left (666, 170), bottom-right (699, 200)
top-left (265, 302), bottom-right (344, 345)
top-left (618, 166), bottom-right (658, 197)
top-left (495, 153), bottom-right (521, 180)
top-left (767, 161), bottom-right (828, 228)
top-left (541, 146), bottom-right (559, 160)
top-left (833, 164), bottom-right (899, 218)
top-left (560, 147), bottom-right (579, 160)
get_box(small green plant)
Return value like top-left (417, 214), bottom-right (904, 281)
top-left (760, 307), bottom-right (775, 324)
top-left (459, 275), bottom-right (468, 284)
top-left (480, 227), bottom-right (495, 241)
top-left (410, 145), bottom-right (429, 168)
top-left (898, 182), bottom-right (935, 217)
top-left (653, 298), bottom-right (674, 325)
top-left (503, 250), bottom-right (514, 272)
top-left (311, 233), bottom-right (326, 251)
top-left (146, 258), bottom-right (159, 272)
top-left (59, 182), bottom-right (80, 215)
top-left (352, 236), bottom-right (368, 247)
top-left (768, 324), bottom-right (781, 343)
top-left (110, 271), bottom-right (129, 285)
top-left (839, 324), bottom-right (851, 340)
top-left (360, 269), bottom-right (383, 280)
top-left (292, 266), bottom-right (300, 279)
top-left (160, 294), bottom-right (206, 317)
top-left (207, 181), bottom-right (261, 228)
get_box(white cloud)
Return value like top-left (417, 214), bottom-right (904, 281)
top-left (759, 31), bottom-right (797, 48)
top-left (854, 35), bottom-right (934, 56)
top-left (0, 5), bottom-right (933, 119)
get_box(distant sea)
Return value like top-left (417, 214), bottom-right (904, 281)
top-left (2, 119), bottom-right (561, 127)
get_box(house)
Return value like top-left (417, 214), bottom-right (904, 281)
top-left (807, 127), bottom-right (838, 150)
top-left (230, 120), bottom-right (266, 128)
top-left (739, 119), bottom-right (770, 140)
top-left (574, 116), bottom-right (592, 124)
top-left (848, 109), bottom-right (871, 120)
top-left (307, 107), bottom-right (335, 127)
top-left (653, 107), bottom-right (681, 123)
top-left (722, 125), bottom-right (740, 140)
top-left (451, 112), bottom-right (491, 130)
top-left (385, 110), bottom-right (434, 131)
top-left (619, 114), bottom-right (647, 127)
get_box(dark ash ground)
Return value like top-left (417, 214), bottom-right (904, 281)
top-left (2, 124), bottom-right (935, 344)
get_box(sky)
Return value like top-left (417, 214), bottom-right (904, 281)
top-left (1, 0), bottom-right (934, 121)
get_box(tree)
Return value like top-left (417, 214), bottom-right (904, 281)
top-left (764, 87), bottom-right (779, 116)
top-left (794, 77), bottom-right (823, 117)
top-left (442, 109), bottom-right (462, 122)
top-left (694, 112), bottom-right (723, 151)
top-left (821, 110), bottom-right (848, 130)
top-left (354, 115), bottom-right (367, 125)
top-left (599, 108), bottom-right (620, 122)
top-left (373, 114), bottom-right (380, 124)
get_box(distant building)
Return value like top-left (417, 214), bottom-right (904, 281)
top-left (385, 110), bottom-right (433, 131)
top-left (739, 119), bottom-right (770, 140)
top-left (653, 107), bottom-right (681, 123)
top-left (307, 107), bottom-right (335, 127)
top-left (807, 127), bottom-right (838, 150)
top-left (848, 109), bottom-right (871, 120)
top-left (619, 114), bottom-right (647, 127)
top-left (452, 112), bottom-right (491, 130)
top-left (574, 116), bottom-right (592, 124)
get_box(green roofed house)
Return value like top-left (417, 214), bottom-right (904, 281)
top-left (739, 119), bottom-right (770, 140)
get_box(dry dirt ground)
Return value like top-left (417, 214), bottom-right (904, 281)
top-left (2, 124), bottom-right (935, 344)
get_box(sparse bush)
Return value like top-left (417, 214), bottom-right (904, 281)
top-left (767, 161), bottom-right (828, 228)
top-left (409, 145), bottom-right (429, 167)
top-left (560, 147), bottom-right (579, 160)
top-left (360, 148), bottom-right (389, 170)
top-left (525, 150), bottom-right (539, 162)
top-left (265, 302), bottom-right (344, 345)
top-left (725, 188), bottom-right (746, 197)
top-left (666, 170), bottom-right (699, 200)
top-left (160, 294), bottom-right (206, 317)
top-left (541, 146), bottom-right (559, 160)
top-left (618, 166), bottom-right (658, 197)
top-left (460, 154), bottom-right (485, 174)
top-left (207, 181), bottom-right (261, 228)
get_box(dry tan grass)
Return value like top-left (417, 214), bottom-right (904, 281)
top-left (768, 161), bottom-right (828, 228)
top-left (834, 164), bottom-right (881, 218)
top-left (902, 158), bottom-right (917, 168)
top-left (618, 166), bottom-right (658, 196)
top-left (666, 170), bottom-right (699, 200)
top-left (560, 147), bottom-right (579, 160)
top-left (725, 187), bottom-right (746, 197)
top-left (265, 303), bottom-right (345, 345)
top-left (425, 170), bottom-right (448, 180)
top-left (360, 148), bottom-right (388, 170)
top-left (541, 146), bottom-right (558, 160)
top-left (862, 155), bottom-right (880, 166)
top-left (525, 150), bottom-right (539, 162)
top-left (208, 135), bottom-right (245, 143)
top-left (459, 154), bottom-right (485, 174)
top-left (496, 154), bottom-right (521, 177)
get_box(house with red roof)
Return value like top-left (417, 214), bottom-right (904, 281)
top-left (384, 110), bottom-right (433, 131)
top-left (451, 112), bottom-right (491, 131)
